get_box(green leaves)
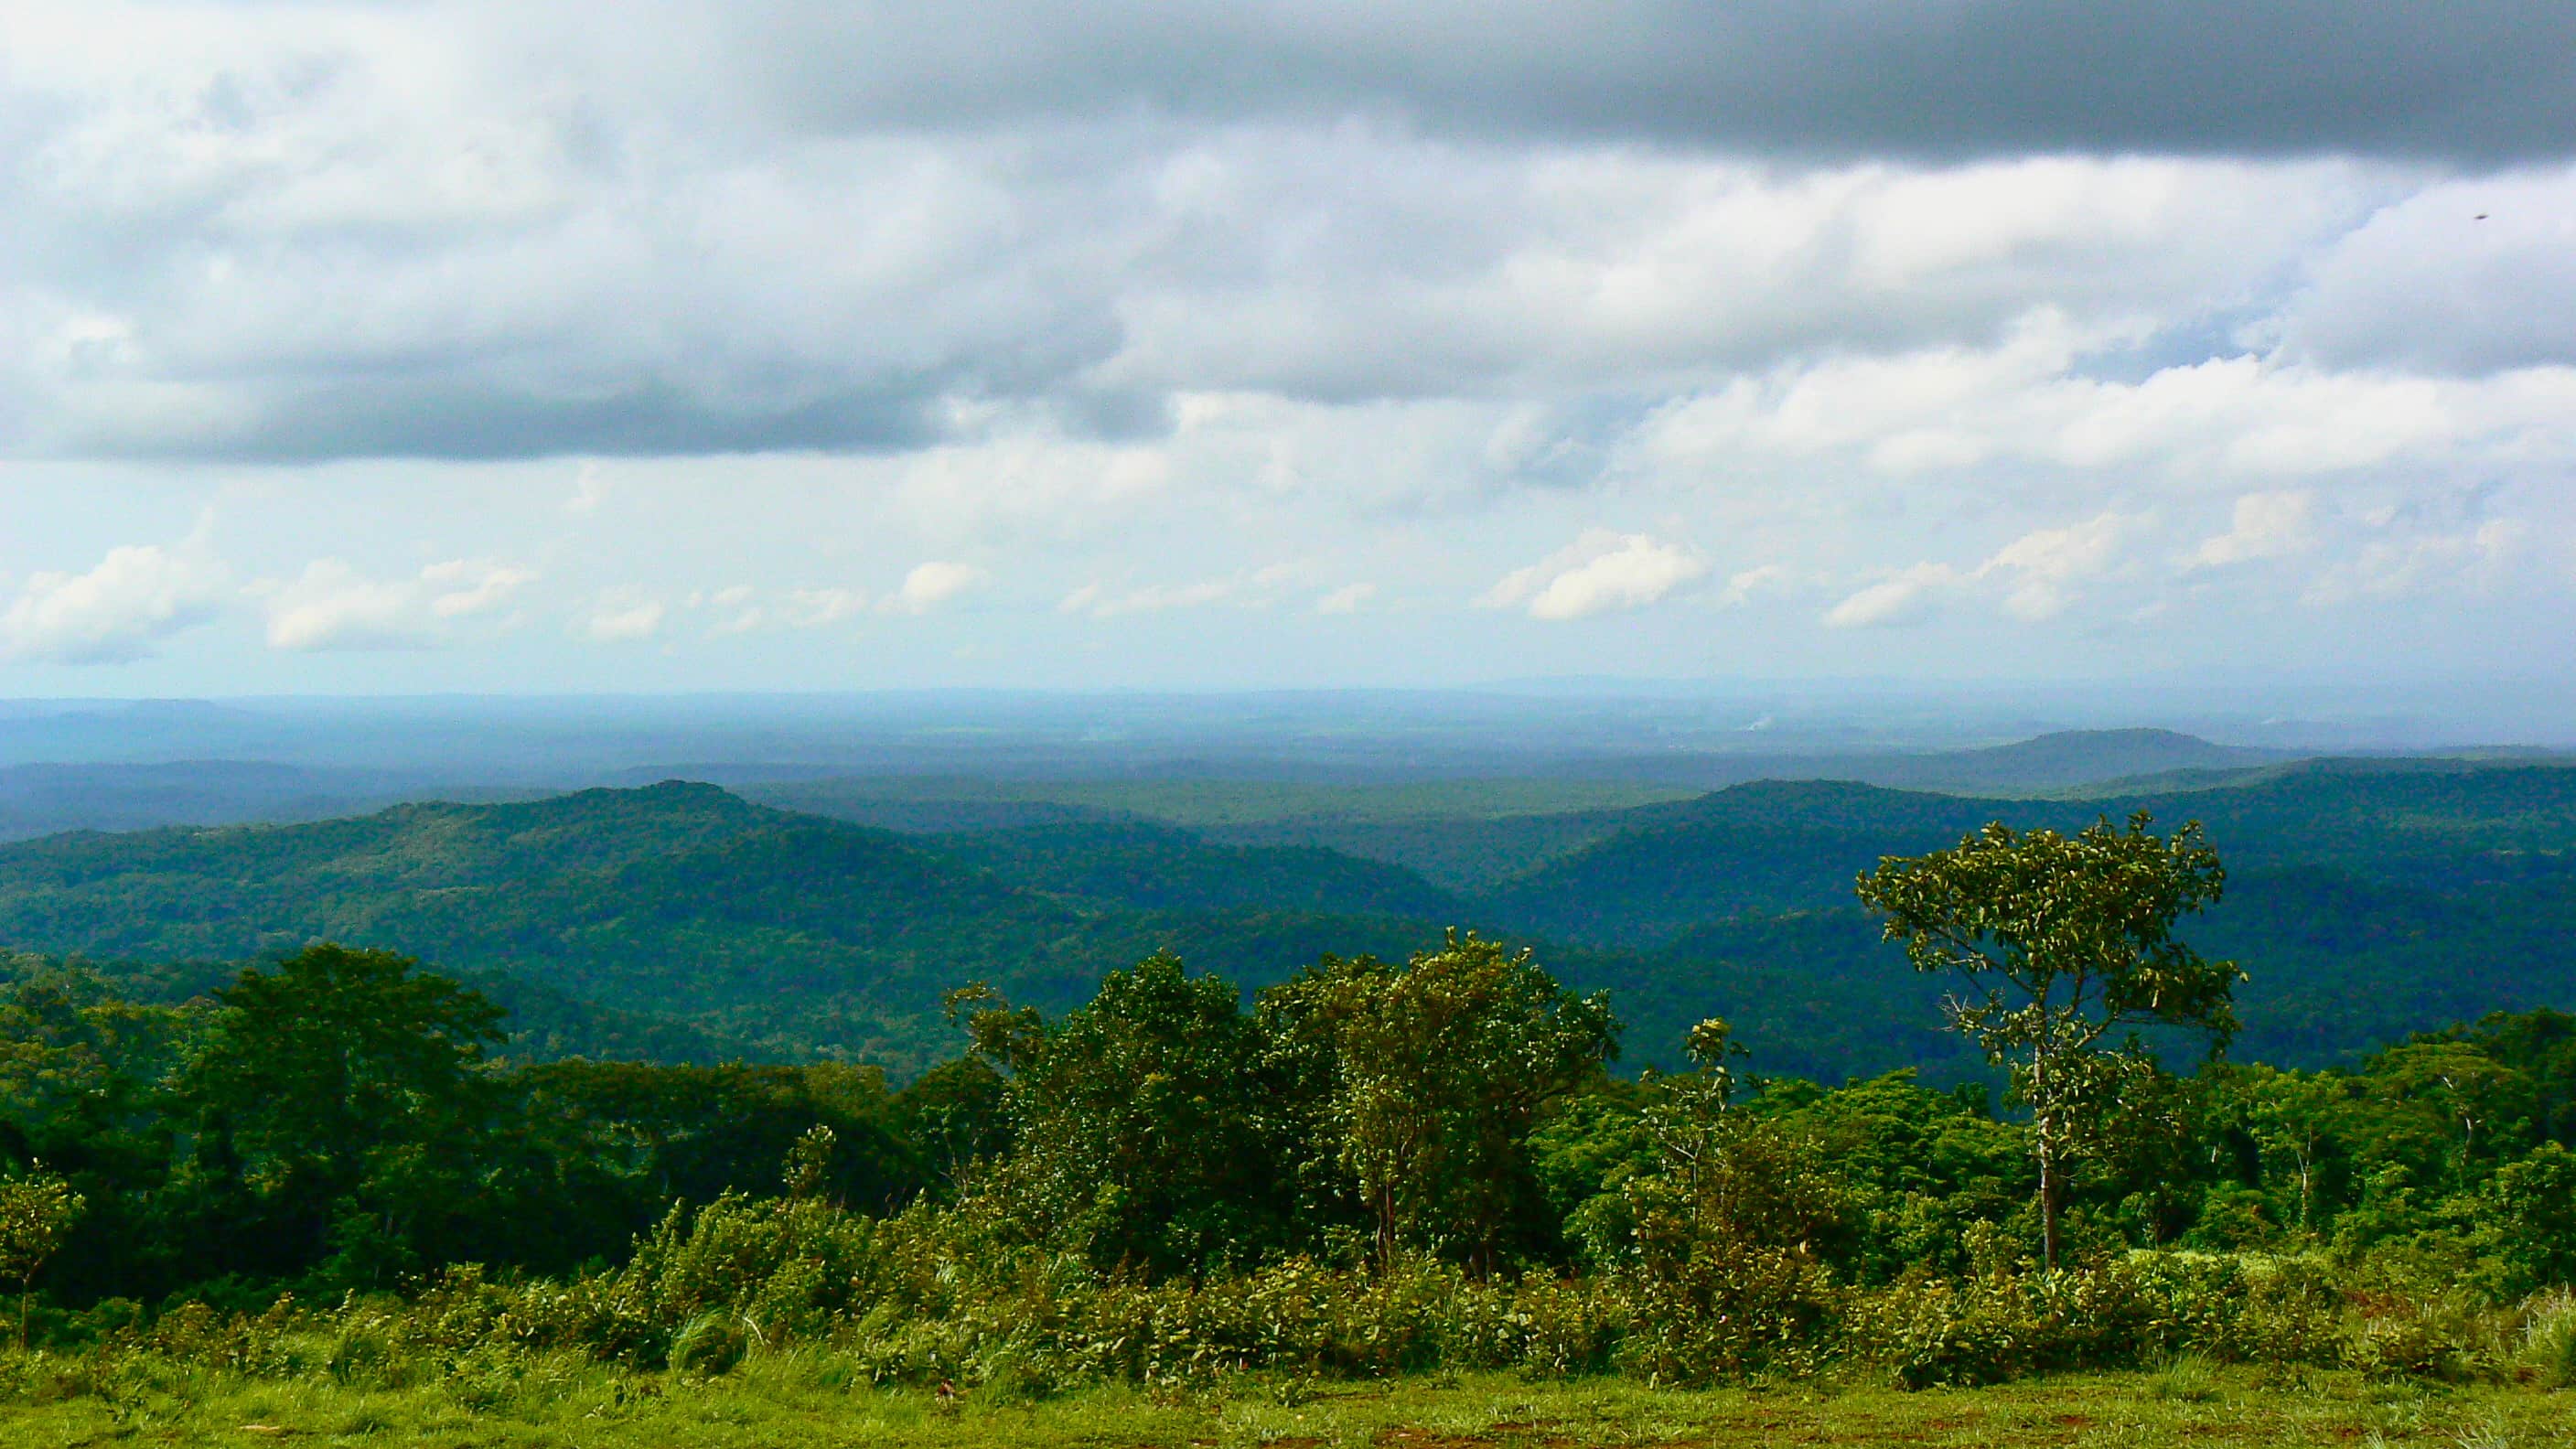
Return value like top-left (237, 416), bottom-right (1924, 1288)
top-left (1262, 930), bottom-right (1618, 1272)
top-left (1857, 813), bottom-right (2243, 1268)
top-left (956, 933), bottom-right (1618, 1280)
top-left (1858, 812), bottom-right (2240, 1055)
top-left (0, 1166), bottom-right (83, 1347)
top-left (962, 953), bottom-right (1291, 1277)
top-left (0, 1168), bottom-right (81, 1291)
top-left (177, 944), bottom-right (510, 1287)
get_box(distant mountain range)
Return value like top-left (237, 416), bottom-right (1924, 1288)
top-left (0, 736), bottom-right (2571, 1082)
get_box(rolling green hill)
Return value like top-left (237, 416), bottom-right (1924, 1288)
top-left (1807, 726), bottom-right (2288, 797)
top-left (754, 776), bottom-right (1699, 891)
top-left (1481, 761), bottom-right (2576, 946)
top-left (744, 733), bottom-right (2332, 892)
top-left (0, 760), bottom-right (2571, 1084)
top-left (1483, 780), bottom-right (2017, 943)
top-left (0, 782), bottom-right (1467, 1072)
top-left (1477, 760), bottom-right (2576, 1075)
top-left (925, 821), bottom-right (1462, 918)
top-left (0, 783), bottom-right (1076, 1067)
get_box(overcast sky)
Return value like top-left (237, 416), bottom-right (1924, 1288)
top-left (4, 0), bottom-right (2572, 696)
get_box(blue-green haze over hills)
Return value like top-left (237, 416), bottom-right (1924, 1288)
top-left (1, 722), bottom-right (2569, 1083)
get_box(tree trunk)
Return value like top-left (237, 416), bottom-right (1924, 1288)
top-left (2036, 1129), bottom-right (2060, 1272)
top-left (2034, 1049), bottom-right (2059, 1272)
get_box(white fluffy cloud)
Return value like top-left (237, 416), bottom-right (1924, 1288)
top-left (1823, 564), bottom-right (1964, 630)
top-left (583, 588), bottom-right (666, 643)
top-left (564, 464), bottom-right (615, 517)
top-left (3, 2), bottom-right (2574, 691)
top-left (1979, 511), bottom-right (2143, 620)
top-left (262, 557), bottom-right (532, 651)
top-left (1482, 531), bottom-right (1709, 620)
top-left (263, 561), bottom-right (428, 651)
top-left (1315, 583), bottom-right (1376, 615)
top-left (1060, 578), bottom-right (1239, 619)
top-left (2272, 166), bottom-right (2576, 375)
top-left (695, 585), bottom-right (764, 635)
top-left (1717, 564), bottom-right (1796, 606)
top-left (0, 540), bottom-right (228, 664)
top-left (1624, 317), bottom-right (2576, 492)
top-left (884, 562), bottom-right (990, 615)
top-left (782, 588), bottom-right (868, 628)
top-left (661, 566), bottom-right (978, 636)
top-left (2305, 518), bottom-right (2526, 605)
top-left (426, 559), bottom-right (536, 618)
top-left (1822, 512), bottom-right (2144, 628)
top-left (0, 5), bottom-right (2506, 475)
top-left (2187, 492), bottom-right (2315, 569)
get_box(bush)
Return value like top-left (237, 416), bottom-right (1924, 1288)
top-left (2226, 1258), bottom-right (2346, 1367)
top-left (1614, 1242), bottom-right (1836, 1384)
top-left (6, 1188), bottom-right (2562, 1404)
top-left (1846, 1261), bottom-right (2159, 1389)
top-left (2517, 1292), bottom-right (2576, 1389)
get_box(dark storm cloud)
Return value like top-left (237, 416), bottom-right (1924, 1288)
top-left (730, 0), bottom-right (2576, 163)
top-left (10, 0), bottom-right (2572, 469)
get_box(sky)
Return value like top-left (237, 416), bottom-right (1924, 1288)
top-left (3, 1), bottom-right (2573, 696)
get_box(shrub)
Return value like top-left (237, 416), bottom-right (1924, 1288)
top-left (1614, 1242), bottom-right (1836, 1384)
top-left (1845, 1240), bottom-right (2178, 1389)
top-left (2225, 1258), bottom-right (2346, 1367)
top-left (2517, 1292), bottom-right (2576, 1389)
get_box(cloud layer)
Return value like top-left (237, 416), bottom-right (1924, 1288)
top-left (2, 0), bottom-right (2571, 693)
top-left (1, 542), bottom-right (228, 664)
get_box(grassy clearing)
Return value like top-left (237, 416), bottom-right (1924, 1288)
top-left (3, 1359), bottom-right (2569, 1448)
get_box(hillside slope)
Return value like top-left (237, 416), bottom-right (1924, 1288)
top-left (1483, 780), bottom-right (2033, 943)
top-left (1824, 727), bottom-right (2287, 797)
top-left (1486, 761), bottom-right (2576, 945)
top-left (1476, 761), bottom-right (2576, 1075)
top-left (927, 821), bottom-right (1462, 918)
top-left (0, 783), bottom-right (1083, 1066)
top-left (1, 765), bottom-right (2571, 1083)
top-left (0, 782), bottom-right (1473, 1072)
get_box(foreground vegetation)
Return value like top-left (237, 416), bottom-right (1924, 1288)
top-left (0, 811), bottom-right (2571, 1440)
top-left (5, 1360), bottom-right (2572, 1447)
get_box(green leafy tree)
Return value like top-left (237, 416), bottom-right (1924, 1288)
top-left (886, 1055), bottom-right (1011, 1197)
top-left (178, 944), bottom-right (506, 1283)
top-left (2229, 1064), bottom-right (2352, 1232)
top-left (1766, 1068), bottom-right (2028, 1282)
top-left (2365, 1041), bottom-right (2530, 1180)
top-left (1639, 1019), bottom-right (1750, 1196)
top-left (1262, 930), bottom-right (1617, 1272)
top-left (2483, 1141), bottom-right (2576, 1291)
top-left (959, 953), bottom-right (1287, 1277)
top-left (1856, 813), bottom-right (2242, 1269)
top-left (0, 1168), bottom-right (82, 1347)
top-left (1614, 1019), bottom-right (1847, 1381)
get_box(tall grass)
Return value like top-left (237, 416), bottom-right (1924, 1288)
top-left (1, 1190), bottom-right (2569, 1432)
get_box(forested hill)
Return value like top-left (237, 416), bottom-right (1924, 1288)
top-left (0, 763), bottom-right (2572, 1080)
top-left (1485, 761), bottom-right (2576, 945)
top-left (1484, 780), bottom-right (2011, 941)
top-left (0, 782), bottom-right (1463, 1070)
top-left (1477, 761), bottom-right (2576, 1076)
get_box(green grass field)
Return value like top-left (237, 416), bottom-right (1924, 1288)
top-left (6, 1360), bottom-right (2569, 1448)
